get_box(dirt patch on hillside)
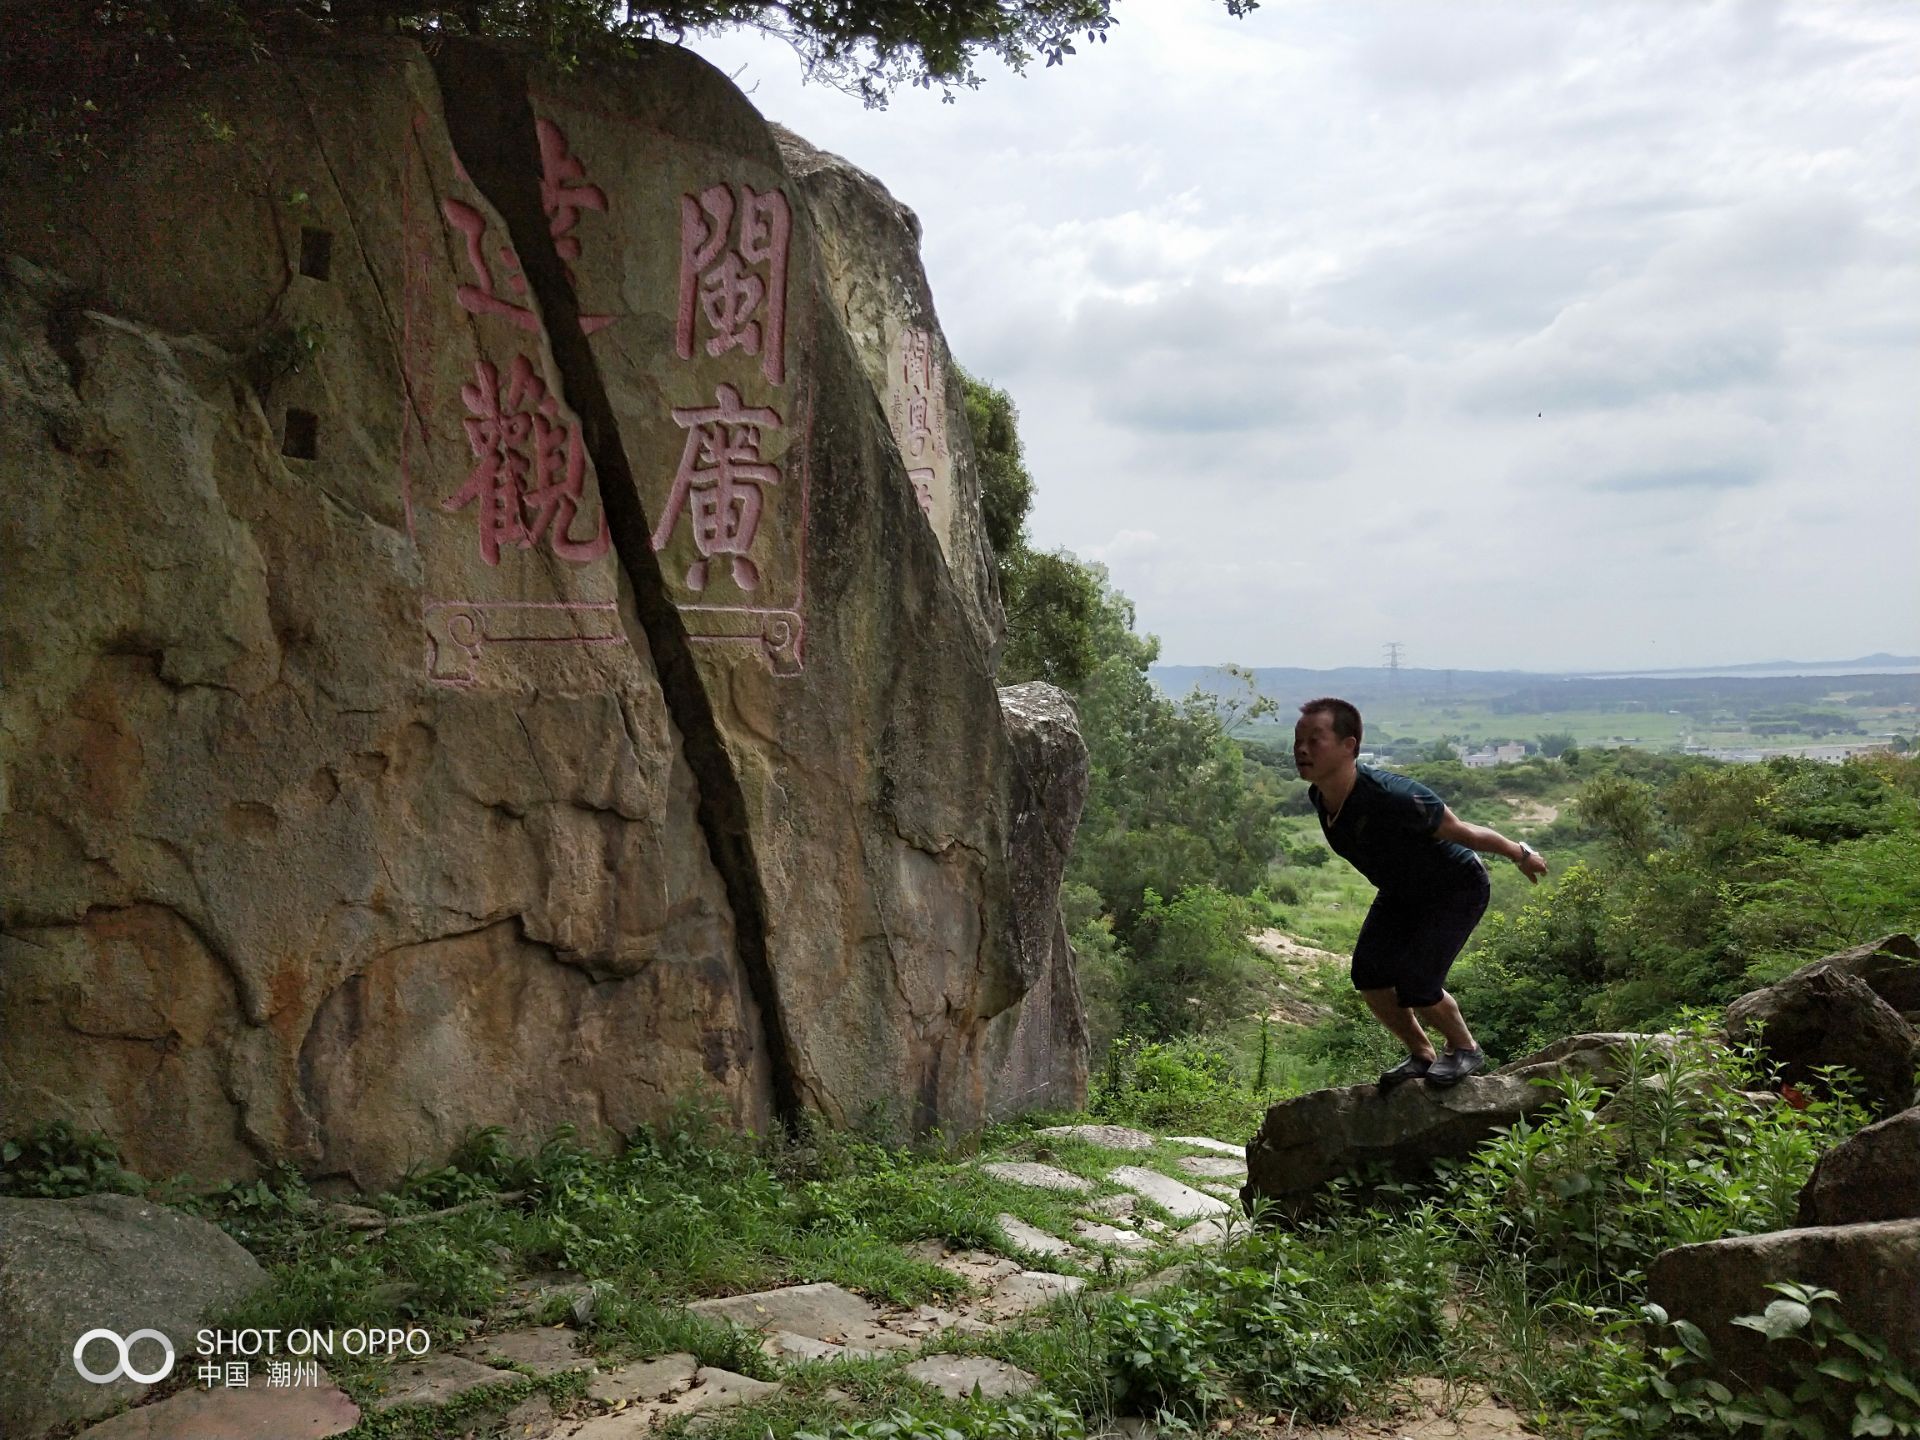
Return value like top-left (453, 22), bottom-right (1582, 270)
top-left (1502, 798), bottom-right (1559, 826)
top-left (1251, 929), bottom-right (1346, 970)
top-left (1250, 930), bottom-right (1342, 1027)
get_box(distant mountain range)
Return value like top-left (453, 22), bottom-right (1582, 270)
top-left (1572, 653), bottom-right (1920, 678)
top-left (1153, 655), bottom-right (1920, 695)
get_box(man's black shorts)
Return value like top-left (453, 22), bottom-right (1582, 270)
top-left (1350, 866), bottom-right (1491, 1008)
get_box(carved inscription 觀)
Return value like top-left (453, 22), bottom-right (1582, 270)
top-left (447, 354), bottom-right (610, 566)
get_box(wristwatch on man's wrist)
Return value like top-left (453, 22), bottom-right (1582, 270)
top-left (1513, 843), bottom-right (1536, 864)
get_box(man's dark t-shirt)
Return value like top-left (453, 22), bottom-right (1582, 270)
top-left (1309, 765), bottom-right (1485, 898)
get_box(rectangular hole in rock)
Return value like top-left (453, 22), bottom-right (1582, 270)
top-left (299, 227), bottom-right (333, 280)
top-left (282, 409), bottom-right (317, 460)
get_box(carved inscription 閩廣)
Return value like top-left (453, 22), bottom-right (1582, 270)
top-left (658, 178), bottom-right (805, 675)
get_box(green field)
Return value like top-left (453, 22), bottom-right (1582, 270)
top-left (1232, 692), bottom-right (1915, 758)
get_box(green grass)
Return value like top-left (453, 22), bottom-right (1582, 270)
top-left (11, 1020), bottom-right (1911, 1440)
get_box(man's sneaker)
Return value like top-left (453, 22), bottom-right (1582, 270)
top-left (1426, 1047), bottom-right (1487, 1086)
top-left (1377, 1054), bottom-right (1434, 1089)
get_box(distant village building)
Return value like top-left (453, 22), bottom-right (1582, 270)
top-left (1693, 741), bottom-right (1896, 764)
top-left (1458, 741), bottom-right (1530, 769)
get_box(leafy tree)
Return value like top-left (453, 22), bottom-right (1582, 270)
top-left (1206, 663), bottom-right (1278, 737)
top-left (1536, 731), bottom-right (1578, 758)
top-left (1476, 753), bottom-right (1920, 1039)
top-left (1117, 885), bottom-right (1266, 1039)
top-left (964, 369), bottom-right (1034, 559)
top-left (7, 0), bottom-right (1258, 172)
top-left (959, 367), bottom-right (1280, 1038)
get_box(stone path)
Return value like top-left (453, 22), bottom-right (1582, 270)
top-left (76, 1125), bottom-right (1258, 1440)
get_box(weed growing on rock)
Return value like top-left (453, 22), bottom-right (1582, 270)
top-left (1578, 1284), bottom-right (1920, 1439)
top-left (0, 1119), bottom-right (145, 1198)
top-left (1449, 1023), bottom-right (1870, 1299)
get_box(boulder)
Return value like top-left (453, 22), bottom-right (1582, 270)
top-left (1646, 1219), bottom-right (1920, 1393)
top-left (1723, 964), bottom-right (1919, 1116)
top-left (985, 683), bottom-right (1091, 1116)
top-left (71, 1369), bottom-right (358, 1440)
top-left (772, 126), bottom-right (1001, 661)
top-left (0, 34), bottom-right (1084, 1184)
top-left (1791, 934), bottom-right (1920, 1013)
top-left (1244, 1034), bottom-right (1658, 1211)
top-left (0, 1194), bottom-right (267, 1440)
top-left (1797, 1106), bottom-right (1920, 1226)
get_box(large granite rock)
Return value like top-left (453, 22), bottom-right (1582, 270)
top-left (774, 126), bottom-right (1002, 664)
top-left (0, 1194), bottom-right (267, 1440)
top-left (1788, 934), bottom-right (1920, 1013)
top-left (1243, 1034), bottom-right (1659, 1210)
top-left (985, 683), bottom-right (1091, 1115)
top-left (1797, 1106), bottom-right (1920, 1226)
top-left (0, 35), bottom-right (1078, 1184)
top-left (1647, 1219), bottom-right (1920, 1393)
top-left (1723, 961), bottom-right (1919, 1117)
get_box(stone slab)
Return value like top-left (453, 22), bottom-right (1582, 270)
top-left (888, 1303), bottom-right (996, 1339)
top-left (686, 1282), bottom-right (912, 1352)
top-left (1072, 1219), bottom-right (1155, 1252)
top-left (562, 1367), bottom-right (781, 1439)
top-left (455, 1325), bottom-right (596, 1373)
top-left (371, 1352), bottom-right (521, 1410)
top-left (1107, 1166), bottom-right (1233, 1220)
top-left (903, 1355), bottom-right (1039, 1400)
top-left (1165, 1137), bottom-right (1244, 1155)
top-left (74, 1371), bottom-right (358, 1439)
top-left (502, 1393), bottom-right (561, 1439)
top-left (982, 1270), bottom-right (1085, 1320)
top-left (996, 1213), bottom-right (1077, 1257)
top-left (1036, 1125), bottom-right (1157, 1150)
top-left (585, 1353), bottom-right (699, 1404)
top-left (1089, 1192), bottom-right (1139, 1218)
top-left (1177, 1217), bottom-right (1235, 1247)
top-left (980, 1161), bottom-right (1094, 1193)
top-left (681, 1366), bottom-right (782, 1414)
top-left (1176, 1155), bottom-right (1246, 1178)
top-left (761, 1330), bottom-right (850, 1361)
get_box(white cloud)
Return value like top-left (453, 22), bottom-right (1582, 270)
top-left (689, 0), bottom-right (1920, 670)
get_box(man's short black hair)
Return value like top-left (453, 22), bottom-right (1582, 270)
top-left (1300, 697), bottom-right (1363, 747)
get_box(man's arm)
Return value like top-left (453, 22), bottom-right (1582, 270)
top-left (1434, 806), bottom-right (1549, 883)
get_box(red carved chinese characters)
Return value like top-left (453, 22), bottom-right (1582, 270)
top-left (444, 198), bottom-right (540, 334)
top-left (651, 384), bottom-right (783, 592)
top-left (446, 355), bottom-right (610, 566)
top-left (444, 118), bottom-right (613, 336)
top-left (906, 468), bottom-right (936, 518)
top-left (677, 184), bottom-right (791, 386)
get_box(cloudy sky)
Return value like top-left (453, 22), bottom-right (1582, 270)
top-left (689, 1), bottom-right (1920, 672)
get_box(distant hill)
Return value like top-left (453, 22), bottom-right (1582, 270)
top-left (1148, 660), bottom-right (1920, 757)
top-left (1574, 653), bottom-right (1920, 678)
top-left (1153, 657), bottom-right (1920, 704)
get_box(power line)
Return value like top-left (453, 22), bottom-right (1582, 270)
top-left (1383, 641), bottom-right (1403, 683)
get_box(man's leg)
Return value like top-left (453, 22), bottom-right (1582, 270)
top-left (1361, 987), bottom-right (1436, 1061)
top-left (1414, 991), bottom-right (1477, 1054)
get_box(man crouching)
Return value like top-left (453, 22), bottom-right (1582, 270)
top-left (1292, 697), bottom-right (1548, 1087)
